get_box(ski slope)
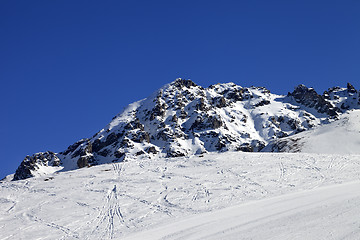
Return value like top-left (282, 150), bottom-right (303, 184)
top-left (1, 152), bottom-right (360, 239)
top-left (125, 181), bottom-right (360, 240)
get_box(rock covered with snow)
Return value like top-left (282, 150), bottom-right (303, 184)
top-left (323, 83), bottom-right (360, 111)
top-left (13, 151), bottom-right (61, 180)
top-left (12, 79), bottom-right (360, 180)
top-left (289, 84), bottom-right (339, 117)
top-left (263, 109), bottom-right (360, 153)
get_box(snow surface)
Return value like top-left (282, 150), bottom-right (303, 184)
top-left (300, 110), bottom-right (360, 153)
top-left (125, 181), bottom-right (360, 240)
top-left (1, 152), bottom-right (360, 239)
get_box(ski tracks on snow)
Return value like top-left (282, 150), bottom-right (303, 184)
top-left (23, 211), bottom-right (80, 240)
top-left (87, 162), bottom-right (129, 239)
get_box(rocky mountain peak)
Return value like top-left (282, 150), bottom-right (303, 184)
top-left (13, 151), bottom-right (60, 181)
top-left (322, 83), bottom-right (360, 111)
top-left (347, 82), bottom-right (357, 94)
top-left (12, 80), bottom-right (360, 180)
top-left (170, 78), bottom-right (198, 89)
top-left (289, 84), bottom-right (339, 117)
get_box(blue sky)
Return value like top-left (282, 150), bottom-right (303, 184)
top-left (1, 0), bottom-right (359, 179)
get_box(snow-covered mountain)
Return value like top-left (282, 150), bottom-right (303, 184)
top-left (3, 79), bottom-right (360, 239)
top-left (12, 79), bottom-right (360, 180)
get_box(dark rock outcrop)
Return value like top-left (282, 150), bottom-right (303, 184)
top-left (13, 151), bottom-right (60, 180)
top-left (172, 79), bottom-right (198, 89)
top-left (255, 99), bottom-right (270, 108)
top-left (289, 85), bottom-right (339, 117)
top-left (347, 83), bottom-right (357, 94)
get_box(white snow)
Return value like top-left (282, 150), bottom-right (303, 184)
top-left (1, 152), bottom-right (360, 239)
top-left (264, 110), bottom-right (360, 154)
top-left (124, 181), bottom-right (360, 240)
top-left (300, 110), bottom-right (360, 154)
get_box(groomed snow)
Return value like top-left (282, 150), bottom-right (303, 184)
top-left (125, 181), bottom-right (360, 240)
top-left (1, 152), bottom-right (360, 239)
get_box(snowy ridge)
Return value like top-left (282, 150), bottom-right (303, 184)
top-left (264, 109), bottom-right (360, 153)
top-left (12, 79), bottom-right (360, 180)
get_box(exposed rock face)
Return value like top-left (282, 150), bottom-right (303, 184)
top-left (347, 83), bottom-right (357, 94)
top-left (13, 79), bottom-right (360, 180)
top-left (263, 138), bottom-right (304, 153)
top-left (322, 83), bottom-right (360, 112)
top-left (13, 151), bottom-right (60, 180)
top-left (172, 79), bottom-right (198, 89)
top-left (289, 85), bottom-right (339, 117)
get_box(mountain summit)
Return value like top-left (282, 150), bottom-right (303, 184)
top-left (13, 79), bottom-right (360, 180)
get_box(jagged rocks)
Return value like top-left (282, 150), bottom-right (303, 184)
top-left (124, 118), bottom-right (144, 131)
top-left (322, 84), bottom-right (359, 111)
top-left (290, 85), bottom-right (339, 117)
top-left (130, 131), bottom-right (150, 143)
top-left (237, 143), bottom-right (254, 152)
top-left (190, 114), bottom-right (223, 130)
top-left (71, 140), bottom-right (92, 158)
top-left (171, 114), bottom-right (178, 123)
top-left (92, 133), bottom-right (121, 152)
top-left (347, 83), bottom-right (357, 94)
top-left (13, 151), bottom-right (60, 180)
top-left (150, 102), bottom-right (166, 121)
top-left (254, 99), bottom-right (270, 108)
top-left (236, 140), bottom-right (265, 152)
top-left (221, 88), bottom-right (244, 102)
top-left (166, 148), bottom-right (187, 158)
top-left (98, 149), bottom-right (110, 157)
top-left (61, 139), bottom-right (88, 156)
top-left (210, 116), bottom-right (223, 129)
top-left (119, 138), bottom-right (134, 148)
top-left (178, 109), bottom-right (187, 119)
top-left (146, 146), bottom-right (158, 154)
top-left (77, 155), bottom-right (91, 168)
top-left (264, 138), bottom-right (304, 153)
top-left (196, 98), bottom-right (209, 111)
top-left (156, 129), bottom-right (174, 142)
top-left (212, 96), bottom-right (227, 108)
top-left (172, 79), bottom-right (198, 89)
top-left (114, 150), bottom-right (125, 159)
top-left (73, 140), bottom-right (96, 168)
top-left (135, 150), bottom-right (145, 156)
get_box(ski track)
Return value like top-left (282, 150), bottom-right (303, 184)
top-left (1, 152), bottom-right (360, 239)
top-left (124, 182), bottom-right (360, 240)
top-left (87, 162), bottom-right (130, 239)
top-left (23, 212), bottom-right (80, 239)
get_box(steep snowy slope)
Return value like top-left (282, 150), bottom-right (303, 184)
top-left (264, 109), bottom-right (360, 153)
top-left (1, 152), bottom-right (360, 239)
top-left (12, 79), bottom-right (359, 180)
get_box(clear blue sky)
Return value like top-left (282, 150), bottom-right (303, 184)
top-left (1, 0), bottom-right (359, 179)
